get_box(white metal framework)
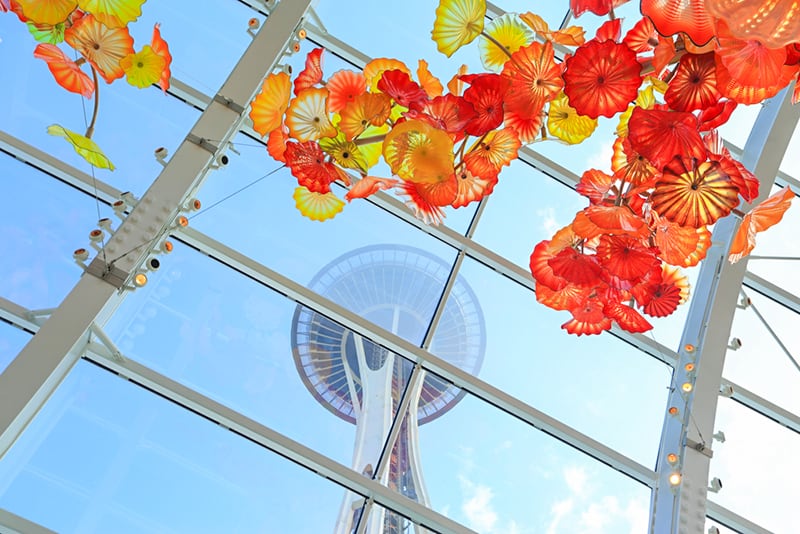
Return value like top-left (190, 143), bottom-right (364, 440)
top-left (0, 1), bottom-right (798, 533)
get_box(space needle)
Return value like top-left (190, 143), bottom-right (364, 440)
top-left (291, 245), bottom-right (486, 533)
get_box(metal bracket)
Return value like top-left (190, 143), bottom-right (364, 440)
top-left (686, 438), bottom-right (714, 459)
top-left (88, 323), bottom-right (125, 362)
top-left (213, 93), bottom-right (246, 115)
top-left (185, 133), bottom-right (220, 155)
top-left (85, 257), bottom-right (129, 289)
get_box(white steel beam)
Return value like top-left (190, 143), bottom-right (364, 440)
top-left (0, 0), bottom-right (314, 459)
top-left (0, 508), bottom-right (56, 534)
top-left (706, 500), bottom-right (773, 534)
top-left (650, 88), bottom-right (800, 534)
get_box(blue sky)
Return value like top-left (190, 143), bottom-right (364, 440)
top-left (0, 1), bottom-right (798, 533)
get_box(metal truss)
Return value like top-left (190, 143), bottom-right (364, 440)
top-left (650, 88), bottom-right (800, 534)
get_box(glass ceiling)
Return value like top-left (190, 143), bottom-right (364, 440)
top-left (1, 1), bottom-right (798, 533)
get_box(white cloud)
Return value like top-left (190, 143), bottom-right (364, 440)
top-left (563, 466), bottom-right (588, 497)
top-left (460, 479), bottom-right (498, 533)
top-left (536, 206), bottom-right (560, 236)
top-left (545, 498), bottom-right (574, 534)
top-left (542, 466), bottom-right (649, 534)
top-left (584, 140), bottom-right (615, 172)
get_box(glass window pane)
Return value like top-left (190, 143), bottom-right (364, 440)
top-left (191, 132), bottom-right (459, 310)
top-left (435, 256), bottom-right (672, 466)
top-left (0, 322), bottom-right (31, 375)
top-left (389, 368), bottom-right (651, 532)
top-left (725, 290), bottom-right (799, 414)
top-left (709, 398), bottom-right (798, 534)
top-left (104, 241), bottom-right (357, 467)
top-left (0, 360), bottom-right (347, 533)
top-left (0, 154), bottom-right (98, 309)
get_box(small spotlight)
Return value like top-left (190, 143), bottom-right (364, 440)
top-left (112, 200), bottom-right (127, 219)
top-left (728, 337), bottom-right (742, 350)
top-left (668, 472), bottom-right (682, 486)
top-left (174, 215), bottom-right (189, 228)
top-left (89, 229), bottom-right (104, 251)
top-left (684, 362), bottom-right (695, 372)
top-left (666, 453), bottom-right (678, 465)
top-left (737, 296), bottom-right (751, 309)
top-left (154, 146), bottom-right (169, 167)
top-left (98, 217), bottom-right (114, 235)
top-left (681, 382), bottom-right (693, 393)
top-left (296, 28), bottom-right (307, 40)
top-left (120, 191), bottom-right (139, 208)
top-left (183, 198), bottom-right (202, 211)
top-left (708, 477), bottom-right (722, 493)
top-left (160, 240), bottom-right (174, 254)
top-left (712, 431), bottom-right (726, 443)
top-left (668, 406), bottom-right (680, 417)
top-left (73, 248), bottom-right (90, 269)
top-left (719, 384), bottom-right (734, 397)
top-left (133, 272), bottom-right (148, 287)
top-left (289, 39), bottom-right (301, 53)
top-left (145, 257), bottom-right (161, 271)
top-left (684, 344), bottom-right (695, 353)
top-left (247, 17), bottom-right (260, 38)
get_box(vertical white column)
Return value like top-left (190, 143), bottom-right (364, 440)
top-left (649, 88), bottom-right (800, 533)
top-left (0, 0), bottom-right (315, 459)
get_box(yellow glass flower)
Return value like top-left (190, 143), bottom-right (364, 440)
top-left (77, 0), bottom-right (145, 28)
top-left (120, 45), bottom-right (166, 89)
top-left (320, 132), bottom-right (369, 174)
top-left (293, 186), bottom-right (345, 221)
top-left (48, 124), bottom-right (114, 170)
top-left (285, 87), bottom-right (337, 142)
top-left (249, 71), bottom-right (292, 136)
top-left (548, 93), bottom-right (598, 145)
top-left (431, 0), bottom-right (486, 57)
top-left (383, 119), bottom-right (454, 184)
top-left (16, 0), bottom-right (77, 25)
top-left (478, 13), bottom-right (533, 72)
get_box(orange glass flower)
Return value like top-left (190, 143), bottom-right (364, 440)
top-left (16, 0), bottom-right (76, 25)
top-left (651, 212), bottom-right (711, 267)
top-left (284, 140), bottom-right (349, 194)
top-left (34, 43), bottom-right (94, 98)
top-left (383, 119), bottom-right (454, 184)
top-left (345, 176), bottom-right (399, 202)
top-left (339, 93), bottom-right (392, 141)
top-left (326, 70), bottom-right (367, 113)
top-left (65, 13), bottom-right (133, 83)
top-left (627, 107), bottom-right (706, 169)
top-left (640, 0), bottom-right (716, 46)
top-left (501, 40), bottom-right (563, 114)
top-left (563, 39), bottom-right (642, 119)
top-left (664, 52), bottom-right (720, 112)
top-left (705, 0), bottom-right (800, 49)
top-left (729, 186), bottom-right (794, 263)
top-left (150, 23), bottom-right (172, 92)
top-left (249, 71), bottom-right (292, 137)
top-left (294, 47), bottom-right (324, 96)
top-left (651, 157), bottom-right (739, 228)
